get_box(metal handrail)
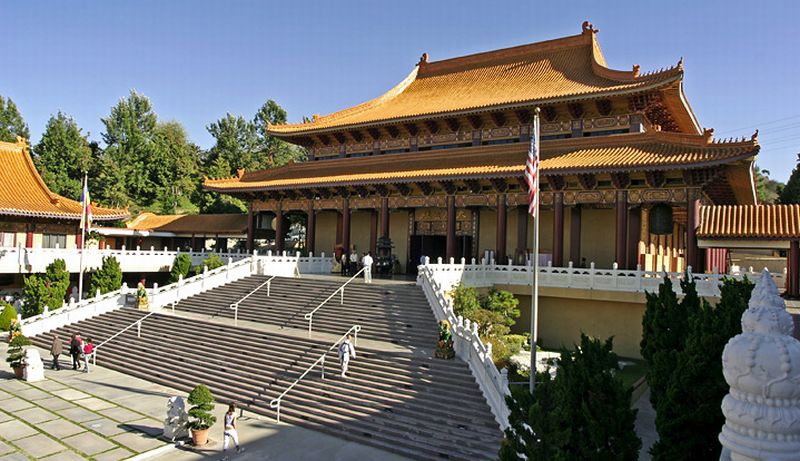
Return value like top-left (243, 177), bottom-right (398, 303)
top-left (229, 275), bottom-right (277, 325)
top-left (303, 267), bottom-right (365, 335)
top-left (93, 311), bottom-right (156, 365)
top-left (269, 325), bottom-right (361, 422)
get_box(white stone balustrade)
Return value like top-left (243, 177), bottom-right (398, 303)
top-left (421, 258), bottom-right (784, 298)
top-left (416, 264), bottom-right (511, 430)
top-left (254, 251), bottom-right (334, 276)
top-left (20, 257), bottom-right (255, 337)
top-left (0, 245), bottom-right (249, 274)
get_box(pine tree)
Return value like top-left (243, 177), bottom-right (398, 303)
top-left (33, 112), bottom-right (93, 199)
top-left (779, 164), bottom-right (800, 205)
top-left (254, 99), bottom-right (307, 167)
top-left (0, 95), bottom-right (30, 142)
top-left (500, 335), bottom-right (640, 460)
top-left (90, 256), bottom-right (123, 296)
top-left (21, 259), bottom-right (70, 317)
top-left (649, 276), bottom-right (753, 460)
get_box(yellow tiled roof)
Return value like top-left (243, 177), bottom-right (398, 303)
top-left (698, 205), bottom-right (800, 239)
top-left (127, 213), bottom-right (248, 235)
top-left (0, 138), bottom-right (129, 221)
top-left (204, 131), bottom-right (758, 191)
top-left (268, 26), bottom-right (682, 135)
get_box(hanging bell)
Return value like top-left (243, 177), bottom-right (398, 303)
top-left (649, 203), bottom-right (673, 235)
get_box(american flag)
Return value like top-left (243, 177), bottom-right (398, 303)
top-left (524, 114), bottom-right (540, 217)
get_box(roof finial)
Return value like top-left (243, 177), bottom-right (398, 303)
top-left (703, 127), bottom-right (714, 142)
top-left (581, 21), bottom-right (598, 34)
top-left (677, 57), bottom-right (684, 71)
top-left (419, 53), bottom-right (429, 66)
top-left (632, 64), bottom-right (640, 78)
top-left (236, 168), bottom-right (245, 179)
top-left (751, 129), bottom-right (759, 142)
top-left (15, 136), bottom-right (27, 148)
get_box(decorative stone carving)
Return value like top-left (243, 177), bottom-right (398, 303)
top-left (719, 270), bottom-right (800, 460)
top-left (22, 348), bottom-right (44, 382)
top-left (163, 396), bottom-right (190, 440)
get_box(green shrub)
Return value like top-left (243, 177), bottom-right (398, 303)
top-left (448, 283), bottom-right (481, 319)
top-left (0, 302), bottom-right (17, 331)
top-left (90, 256), bottom-right (122, 297)
top-left (192, 254), bottom-right (225, 276)
top-left (21, 259), bottom-right (70, 317)
top-left (504, 334), bottom-right (528, 356)
top-left (6, 334), bottom-right (32, 369)
top-left (169, 253), bottom-right (192, 283)
top-left (187, 384), bottom-right (216, 430)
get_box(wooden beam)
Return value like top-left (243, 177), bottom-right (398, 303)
top-left (445, 118), bottom-right (460, 132)
top-left (404, 123), bottom-right (419, 136)
top-left (367, 127), bottom-right (382, 140)
top-left (542, 106), bottom-right (558, 122)
top-left (567, 103), bottom-right (584, 119)
top-left (645, 171), bottom-right (666, 188)
top-left (318, 134), bottom-right (331, 146)
top-left (354, 185), bottom-right (370, 198)
top-left (546, 175), bottom-right (566, 191)
top-left (515, 109), bottom-right (531, 125)
top-left (373, 184), bottom-right (390, 197)
top-left (491, 178), bottom-right (509, 193)
top-left (349, 130), bottom-right (363, 142)
top-left (464, 179), bottom-right (482, 194)
top-left (438, 181), bottom-right (457, 195)
top-left (577, 173), bottom-right (597, 190)
top-left (425, 120), bottom-right (440, 134)
top-left (610, 172), bottom-right (631, 189)
top-left (333, 132), bottom-right (346, 144)
top-left (490, 112), bottom-right (506, 128)
top-left (394, 183), bottom-right (412, 197)
top-left (335, 187), bottom-right (351, 198)
top-left (415, 181), bottom-right (434, 196)
top-left (468, 115), bottom-right (483, 130)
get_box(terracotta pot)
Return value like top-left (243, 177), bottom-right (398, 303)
top-left (13, 366), bottom-right (23, 379)
top-left (191, 427), bottom-right (210, 446)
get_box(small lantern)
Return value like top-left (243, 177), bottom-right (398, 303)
top-left (649, 204), bottom-right (673, 235)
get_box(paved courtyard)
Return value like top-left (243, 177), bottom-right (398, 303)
top-left (0, 342), bottom-right (412, 461)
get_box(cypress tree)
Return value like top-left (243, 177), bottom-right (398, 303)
top-left (90, 256), bottom-right (123, 296)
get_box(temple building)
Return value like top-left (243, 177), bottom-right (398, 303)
top-left (0, 137), bottom-right (128, 250)
top-left (205, 22), bottom-right (759, 274)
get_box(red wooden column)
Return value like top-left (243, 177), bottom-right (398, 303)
top-left (342, 196), bottom-right (351, 253)
top-left (306, 200), bottom-right (316, 255)
top-left (552, 191), bottom-right (564, 267)
top-left (615, 190), bottom-right (628, 268)
top-left (569, 206), bottom-right (581, 265)
top-left (446, 195), bottom-right (456, 261)
top-left (627, 207), bottom-right (642, 269)
top-left (686, 195), bottom-right (700, 271)
top-left (26, 230), bottom-right (34, 248)
top-left (76, 233), bottom-right (83, 250)
top-left (246, 209), bottom-right (255, 252)
top-left (516, 206), bottom-right (528, 264)
top-left (369, 210), bottom-right (378, 255)
top-left (380, 197), bottom-right (390, 239)
top-left (788, 240), bottom-right (800, 297)
top-left (496, 194), bottom-right (507, 264)
top-left (275, 207), bottom-right (285, 253)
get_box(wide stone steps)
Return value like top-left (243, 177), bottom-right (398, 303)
top-left (172, 276), bottom-right (438, 346)
top-left (33, 309), bottom-right (500, 461)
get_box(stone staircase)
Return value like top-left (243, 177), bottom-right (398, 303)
top-left (32, 309), bottom-right (502, 461)
top-left (171, 276), bottom-right (439, 347)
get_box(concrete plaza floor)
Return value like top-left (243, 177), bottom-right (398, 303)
top-left (0, 343), bottom-right (412, 461)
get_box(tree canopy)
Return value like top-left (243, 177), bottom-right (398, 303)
top-left (33, 112), bottom-right (94, 200)
top-left (0, 95), bottom-right (30, 142)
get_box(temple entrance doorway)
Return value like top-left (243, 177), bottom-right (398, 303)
top-left (410, 235), bottom-right (446, 273)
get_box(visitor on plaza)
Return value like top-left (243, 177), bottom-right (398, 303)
top-left (349, 247), bottom-right (358, 275)
top-left (338, 334), bottom-right (356, 378)
top-left (50, 333), bottom-right (62, 371)
top-left (70, 333), bottom-right (83, 370)
top-left (82, 337), bottom-right (95, 373)
top-left (222, 402), bottom-right (243, 457)
top-left (340, 249), bottom-right (349, 276)
top-left (362, 251), bottom-right (373, 283)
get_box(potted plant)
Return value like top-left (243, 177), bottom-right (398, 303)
top-left (187, 384), bottom-right (216, 445)
top-left (6, 334), bottom-right (32, 379)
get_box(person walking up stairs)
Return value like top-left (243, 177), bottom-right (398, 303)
top-left (338, 335), bottom-right (356, 378)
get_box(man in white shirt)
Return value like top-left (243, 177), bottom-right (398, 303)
top-left (362, 251), bottom-right (373, 283)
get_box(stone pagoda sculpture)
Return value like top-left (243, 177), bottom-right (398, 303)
top-left (719, 270), bottom-right (800, 460)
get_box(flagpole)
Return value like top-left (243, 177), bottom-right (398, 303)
top-left (529, 108), bottom-right (540, 394)
top-left (78, 174), bottom-right (87, 302)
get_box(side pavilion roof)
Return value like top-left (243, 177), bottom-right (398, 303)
top-left (0, 138), bottom-right (129, 221)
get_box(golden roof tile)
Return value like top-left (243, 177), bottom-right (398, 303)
top-left (268, 25), bottom-right (683, 135)
top-left (0, 138), bottom-right (128, 221)
top-left (204, 131), bottom-right (758, 192)
top-left (698, 205), bottom-right (800, 239)
top-left (127, 212), bottom-right (248, 235)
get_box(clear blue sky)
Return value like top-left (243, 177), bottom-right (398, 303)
top-left (2, 1), bottom-right (799, 181)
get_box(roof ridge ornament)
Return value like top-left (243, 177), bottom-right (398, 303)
top-left (676, 57), bottom-right (683, 71)
top-left (237, 168), bottom-right (246, 179)
top-left (703, 127), bottom-right (714, 143)
top-left (632, 64), bottom-right (640, 78)
top-left (418, 53), bottom-right (429, 67)
top-left (751, 129), bottom-right (759, 142)
top-left (581, 21), bottom-right (599, 34)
